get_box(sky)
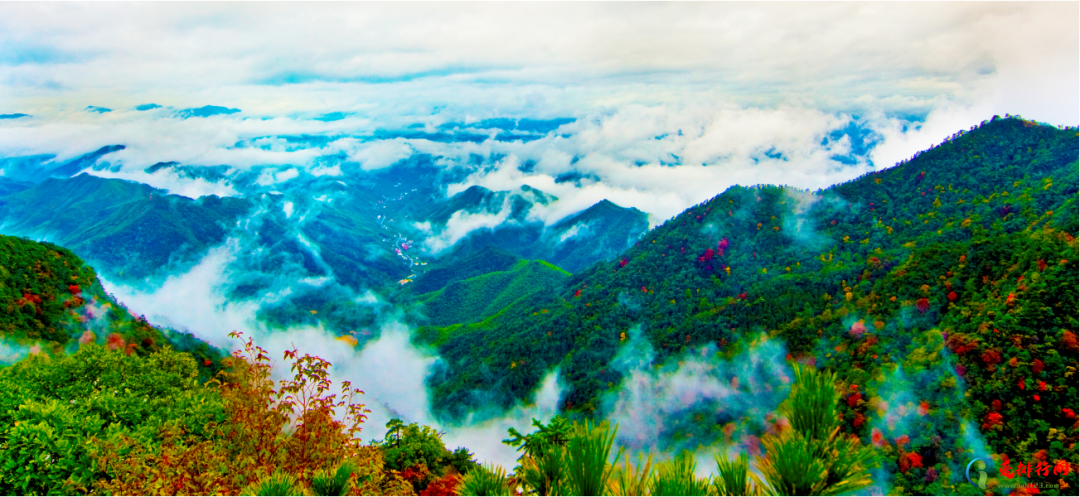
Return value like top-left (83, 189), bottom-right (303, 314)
top-left (1, 3), bottom-right (1076, 119)
top-left (0, 3), bottom-right (1075, 225)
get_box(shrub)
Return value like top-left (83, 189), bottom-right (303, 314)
top-left (562, 419), bottom-right (622, 496)
top-left (240, 470), bottom-right (303, 496)
top-left (459, 463), bottom-right (511, 496)
top-left (311, 460), bottom-right (357, 496)
top-left (713, 452), bottom-right (755, 496)
top-left (607, 452), bottom-right (653, 497)
top-left (755, 364), bottom-right (876, 496)
top-left (650, 450), bottom-right (712, 496)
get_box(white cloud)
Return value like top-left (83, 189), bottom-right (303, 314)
top-left (0, 3), bottom-right (1072, 124)
top-left (423, 208), bottom-right (512, 256)
top-left (557, 222), bottom-right (589, 243)
top-left (101, 242), bottom-right (257, 350)
top-left (346, 139), bottom-right (413, 171)
top-left (866, 101), bottom-right (996, 170)
top-left (309, 164), bottom-right (342, 177)
top-left (89, 167), bottom-right (239, 199)
top-left (442, 370), bottom-right (563, 468)
top-left (254, 167), bottom-right (300, 186)
top-left (440, 104), bottom-right (875, 226)
top-left (601, 328), bottom-right (792, 453)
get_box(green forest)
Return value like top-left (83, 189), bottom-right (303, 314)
top-left (0, 115), bottom-right (1076, 495)
top-left (415, 116), bottom-right (1079, 494)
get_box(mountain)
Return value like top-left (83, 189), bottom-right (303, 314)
top-left (0, 173), bottom-right (251, 281)
top-left (0, 147), bottom-right (648, 335)
top-left (406, 246), bottom-right (524, 295)
top-left (0, 177), bottom-right (33, 197)
top-left (0, 145), bottom-right (127, 184)
top-left (416, 258), bottom-right (571, 327)
top-left (419, 117), bottom-right (1079, 478)
top-left (244, 170), bottom-right (645, 333)
top-left (0, 234), bottom-right (222, 366)
top-left (544, 199), bottom-right (650, 272)
top-left (47, 145), bottom-right (127, 178)
top-left (414, 185), bottom-right (648, 274)
top-left (0, 154), bottom-right (55, 184)
top-left (0, 236), bottom-right (432, 497)
top-left (177, 105), bottom-right (241, 118)
top-left (0, 115), bottom-right (1075, 496)
top-left (413, 185), bottom-right (554, 226)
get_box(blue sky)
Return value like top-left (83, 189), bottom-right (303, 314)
top-left (0, 2), bottom-right (1076, 222)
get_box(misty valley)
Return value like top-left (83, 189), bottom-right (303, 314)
top-left (0, 114), bottom-right (1077, 496)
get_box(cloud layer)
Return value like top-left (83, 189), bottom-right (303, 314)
top-left (0, 101), bottom-right (1013, 226)
top-left (1, 3), bottom-right (1075, 227)
top-left (0, 3), bottom-right (1075, 124)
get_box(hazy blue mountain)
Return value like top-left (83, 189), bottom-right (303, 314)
top-left (0, 177), bottom-right (33, 197)
top-left (0, 173), bottom-right (250, 280)
top-left (0, 121), bottom-right (654, 336)
top-left (177, 105), bottom-right (241, 118)
top-left (545, 199), bottom-right (650, 272)
top-left (420, 190), bottom-right (648, 274)
top-left (0, 148), bottom-right (647, 294)
top-left (49, 145), bottom-right (127, 178)
top-left (0, 154), bottom-right (58, 183)
top-left (0, 146), bottom-right (126, 183)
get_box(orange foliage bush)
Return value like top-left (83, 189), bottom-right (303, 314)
top-left (981, 349), bottom-right (1002, 371)
top-left (419, 473), bottom-right (462, 496)
top-left (983, 412), bottom-right (1004, 430)
top-left (915, 298), bottom-right (930, 314)
top-left (1061, 330), bottom-right (1078, 352)
top-left (89, 331), bottom-right (386, 495)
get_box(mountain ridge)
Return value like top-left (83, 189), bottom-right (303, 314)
top-left (420, 117), bottom-right (1078, 440)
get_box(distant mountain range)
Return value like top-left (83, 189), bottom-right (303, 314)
top-left (0, 173), bottom-right (248, 281)
top-left (0, 133), bottom-right (648, 333)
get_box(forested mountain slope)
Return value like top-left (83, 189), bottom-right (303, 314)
top-left (404, 184), bottom-right (648, 275)
top-left (0, 234), bottom-right (222, 368)
top-left (416, 259), bottom-right (570, 327)
top-left (421, 116), bottom-right (1079, 492)
top-left (0, 174), bottom-right (250, 281)
top-left (0, 235), bottom-right (458, 496)
top-left (0, 148), bottom-right (648, 339)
